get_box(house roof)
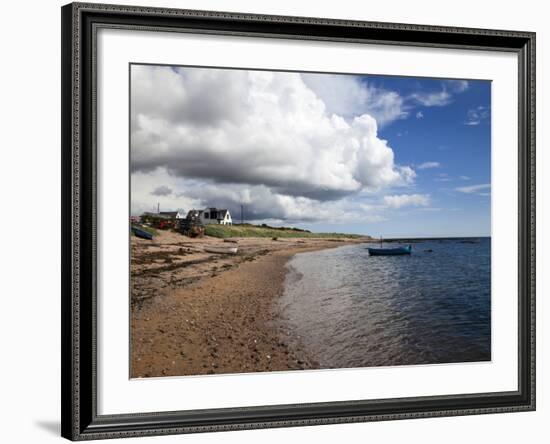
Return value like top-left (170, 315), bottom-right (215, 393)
top-left (159, 211), bottom-right (180, 218)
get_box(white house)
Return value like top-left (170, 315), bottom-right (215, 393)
top-left (198, 208), bottom-right (232, 225)
top-left (159, 211), bottom-right (185, 219)
top-left (142, 211), bottom-right (185, 220)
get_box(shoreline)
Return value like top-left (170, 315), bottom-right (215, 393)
top-left (130, 232), bottom-right (364, 378)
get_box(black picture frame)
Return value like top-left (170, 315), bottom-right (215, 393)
top-left (61, 2), bottom-right (536, 440)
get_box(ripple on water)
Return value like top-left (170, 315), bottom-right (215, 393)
top-left (279, 238), bottom-right (491, 369)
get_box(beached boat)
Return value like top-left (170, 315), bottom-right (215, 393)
top-left (204, 246), bottom-right (238, 254)
top-left (131, 226), bottom-right (153, 240)
top-left (367, 245), bottom-right (411, 256)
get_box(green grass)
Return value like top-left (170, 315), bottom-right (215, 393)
top-left (204, 223), bottom-right (365, 239)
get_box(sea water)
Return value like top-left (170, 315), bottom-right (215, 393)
top-left (280, 238), bottom-right (491, 368)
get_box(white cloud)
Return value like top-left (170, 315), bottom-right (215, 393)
top-left (131, 169), bottom-right (200, 216)
top-left (302, 73), bottom-right (408, 127)
top-left (446, 80), bottom-right (469, 92)
top-left (131, 66), bottom-right (416, 222)
top-left (417, 161), bottom-right (440, 170)
top-left (409, 90), bottom-right (452, 107)
top-left (383, 194), bottom-right (430, 209)
top-left (409, 80), bottom-right (469, 107)
top-left (303, 77), bottom-right (471, 124)
top-left (174, 180), bottom-right (388, 224)
top-left (455, 183), bottom-right (491, 194)
top-left (459, 175), bottom-right (471, 180)
top-left (465, 106), bottom-right (490, 126)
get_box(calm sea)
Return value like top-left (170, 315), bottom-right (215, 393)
top-left (279, 238), bottom-right (491, 368)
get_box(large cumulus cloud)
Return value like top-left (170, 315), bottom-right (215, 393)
top-left (130, 65), bottom-right (417, 222)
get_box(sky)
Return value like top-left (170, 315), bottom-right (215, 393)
top-left (130, 64), bottom-right (491, 238)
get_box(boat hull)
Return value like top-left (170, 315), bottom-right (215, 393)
top-left (131, 226), bottom-right (153, 240)
top-left (367, 245), bottom-right (411, 256)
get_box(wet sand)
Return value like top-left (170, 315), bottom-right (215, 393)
top-left (130, 231), bottom-right (366, 377)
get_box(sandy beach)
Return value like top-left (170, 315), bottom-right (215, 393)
top-left (130, 230), bottom-right (365, 378)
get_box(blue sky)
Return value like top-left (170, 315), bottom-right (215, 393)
top-left (300, 75), bottom-right (492, 237)
top-left (131, 65), bottom-right (491, 238)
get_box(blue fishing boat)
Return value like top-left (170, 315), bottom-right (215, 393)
top-left (367, 245), bottom-right (411, 256)
top-left (131, 226), bottom-right (154, 240)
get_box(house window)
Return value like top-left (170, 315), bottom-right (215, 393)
top-left (204, 213), bottom-right (209, 219)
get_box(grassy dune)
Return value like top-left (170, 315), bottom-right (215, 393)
top-left (204, 223), bottom-right (366, 239)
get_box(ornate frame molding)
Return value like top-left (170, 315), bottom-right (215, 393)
top-left (61, 2), bottom-right (535, 440)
